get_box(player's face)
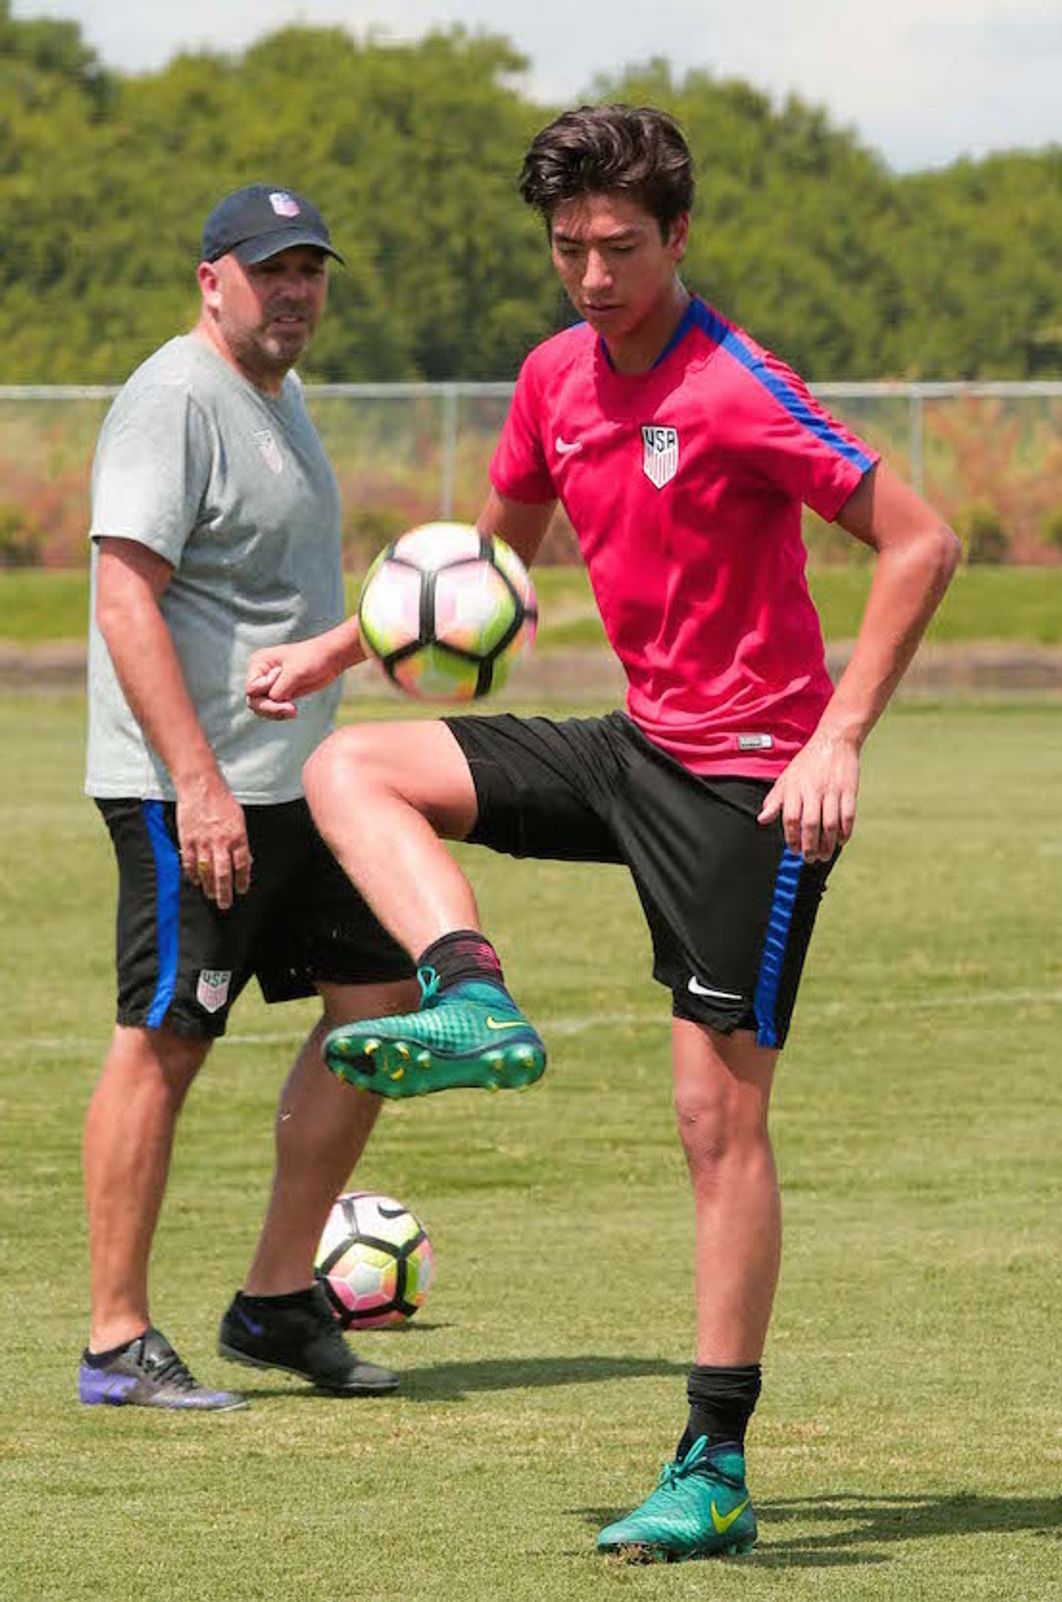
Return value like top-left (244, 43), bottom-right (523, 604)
top-left (549, 192), bottom-right (689, 367)
top-left (199, 245), bottom-right (329, 387)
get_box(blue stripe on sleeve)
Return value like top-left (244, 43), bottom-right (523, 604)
top-left (142, 800), bottom-right (180, 1028)
top-left (753, 848), bottom-right (805, 1049)
top-left (690, 300), bottom-right (875, 474)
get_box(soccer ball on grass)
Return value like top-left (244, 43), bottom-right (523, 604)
top-left (358, 522), bottom-right (537, 701)
top-left (315, 1190), bottom-right (434, 1329)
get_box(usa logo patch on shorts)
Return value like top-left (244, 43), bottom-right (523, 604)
top-left (197, 969), bottom-right (232, 1013)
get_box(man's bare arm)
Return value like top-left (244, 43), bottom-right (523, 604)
top-left (476, 488), bottom-right (557, 569)
top-left (759, 463), bottom-right (961, 860)
top-left (95, 536), bottom-right (251, 907)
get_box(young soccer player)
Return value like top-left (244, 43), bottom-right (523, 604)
top-left (247, 106), bottom-right (960, 1558)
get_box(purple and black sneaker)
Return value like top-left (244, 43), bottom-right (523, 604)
top-left (79, 1326), bottom-right (248, 1411)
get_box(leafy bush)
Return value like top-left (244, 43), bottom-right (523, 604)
top-left (1039, 507), bottom-right (1062, 553)
top-left (954, 502), bottom-right (1010, 565)
top-left (0, 501), bottom-right (42, 568)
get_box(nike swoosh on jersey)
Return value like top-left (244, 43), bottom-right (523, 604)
top-left (687, 977), bottom-right (745, 1001)
top-left (554, 436), bottom-right (583, 456)
top-left (485, 1016), bottom-right (527, 1031)
top-left (710, 1497), bottom-right (750, 1535)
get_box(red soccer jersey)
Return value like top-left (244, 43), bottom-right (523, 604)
top-left (490, 297), bottom-right (879, 778)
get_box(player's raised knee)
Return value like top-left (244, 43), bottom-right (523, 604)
top-left (304, 725), bottom-right (382, 814)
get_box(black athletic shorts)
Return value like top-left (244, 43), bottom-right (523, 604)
top-left (96, 797), bottom-right (413, 1039)
top-left (444, 710), bottom-right (837, 1050)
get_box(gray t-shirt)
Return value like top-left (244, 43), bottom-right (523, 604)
top-left (85, 334), bottom-right (344, 803)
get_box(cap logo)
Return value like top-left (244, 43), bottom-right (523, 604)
top-left (269, 191), bottom-right (300, 218)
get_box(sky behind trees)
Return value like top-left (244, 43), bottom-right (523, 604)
top-left (12, 0), bottom-right (1062, 173)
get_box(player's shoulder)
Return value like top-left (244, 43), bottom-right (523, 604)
top-left (688, 298), bottom-right (810, 400)
top-left (107, 336), bottom-right (211, 419)
top-left (684, 298), bottom-right (824, 443)
top-left (99, 338), bottom-right (227, 459)
top-left (520, 321), bottom-right (596, 384)
top-left (118, 334), bottom-right (200, 391)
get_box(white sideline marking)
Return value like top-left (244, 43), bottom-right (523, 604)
top-left (4, 986), bottom-right (1061, 1062)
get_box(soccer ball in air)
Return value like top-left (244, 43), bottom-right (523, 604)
top-left (315, 1191), bottom-right (434, 1329)
top-left (358, 522), bottom-right (537, 701)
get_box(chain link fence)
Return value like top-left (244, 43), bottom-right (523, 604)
top-left (2, 381), bottom-right (1062, 569)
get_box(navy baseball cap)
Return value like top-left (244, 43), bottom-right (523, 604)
top-left (201, 184), bottom-right (345, 265)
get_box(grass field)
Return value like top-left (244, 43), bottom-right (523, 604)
top-left (1, 692), bottom-right (1061, 1601)
top-left (4, 563), bottom-right (1062, 648)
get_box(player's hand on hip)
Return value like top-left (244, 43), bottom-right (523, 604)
top-left (757, 733), bottom-right (859, 862)
top-left (175, 773), bottom-right (252, 910)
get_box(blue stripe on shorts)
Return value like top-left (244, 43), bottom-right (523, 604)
top-left (141, 801), bottom-right (180, 1029)
top-left (753, 848), bottom-right (805, 1049)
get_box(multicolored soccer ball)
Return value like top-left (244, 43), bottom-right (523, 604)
top-left (357, 522), bottom-right (538, 701)
top-left (315, 1190), bottom-right (434, 1329)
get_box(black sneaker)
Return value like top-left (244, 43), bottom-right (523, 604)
top-left (217, 1286), bottom-right (399, 1395)
top-left (78, 1326), bottom-right (248, 1411)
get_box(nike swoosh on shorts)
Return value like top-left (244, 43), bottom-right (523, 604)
top-left (687, 977), bottom-right (744, 1001)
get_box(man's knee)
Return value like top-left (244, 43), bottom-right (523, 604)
top-left (105, 1024), bottom-right (211, 1105)
top-left (304, 726), bottom-right (395, 827)
top-left (673, 1053), bottom-right (773, 1179)
top-left (674, 1078), bottom-right (733, 1169)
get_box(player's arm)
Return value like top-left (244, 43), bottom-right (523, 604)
top-left (246, 614), bottom-right (366, 721)
top-left (95, 536), bottom-right (251, 908)
top-left (476, 487), bottom-right (556, 568)
top-left (759, 462), bottom-right (961, 860)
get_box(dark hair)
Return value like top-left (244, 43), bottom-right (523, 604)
top-left (518, 104), bottom-right (694, 237)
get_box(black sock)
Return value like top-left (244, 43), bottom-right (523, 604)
top-left (678, 1363), bottom-right (762, 1456)
top-left (418, 929), bottom-right (505, 993)
top-left (83, 1329), bottom-right (149, 1367)
top-left (237, 1287), bottom-right (317, 1310)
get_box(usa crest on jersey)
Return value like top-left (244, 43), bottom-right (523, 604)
top-left (641, 425), bottom-right (679, 488)
top-left (254, 428), bottom-right (284, 475)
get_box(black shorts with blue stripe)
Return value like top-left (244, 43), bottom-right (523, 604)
top-left (96, 797), bottom-right (412, 1038)
top-left (445, 710), bottom-right (837, 1050)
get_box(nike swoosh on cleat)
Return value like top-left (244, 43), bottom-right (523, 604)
top-left (555, 436), bottom-right (583, 456)
top-left (687, 977), bottom-right (745, 1001)
top-left (237, 1307), bottom-right (264, 1337)
top-left (485, 1016), bottom-right (528, 1031)
top-left (710, 1498), bottom-right (750, 1535)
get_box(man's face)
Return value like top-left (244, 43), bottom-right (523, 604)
top-left (549, 192), bottom-right (688, 346)
top-left (199, 245), bottom-right (329, 380)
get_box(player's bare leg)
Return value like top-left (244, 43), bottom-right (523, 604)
top-left (304, 720), bottom-right (480, 952)
top-left (217, 977), bottom-right (416, 1395)
top-left (80, 1025), bottom-right (245, 1408)
top-left (84, 1024), bottom-right (209, 1351)
top-left (241, 977), bottom-right (417, 1294)
top-left (597, 1021), bottom-right (774, 1557)
top-left (304, 722), bottom-right (545, 1097)
top-left (672, 1021), bottom-right (780, 1364)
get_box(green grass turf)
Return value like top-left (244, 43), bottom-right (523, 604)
top-left (1, 693), bottom-right (1060, 1600)
top-left (3, 563), bottom-right (1062, 647)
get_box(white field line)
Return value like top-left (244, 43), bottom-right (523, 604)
top-left (3, 987), bottom-right (1061, 1061)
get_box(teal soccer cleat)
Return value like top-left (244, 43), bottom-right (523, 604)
top-left (323, 968), bottom-right (547, 1099)
top-left (596, 1437), bottom-right (757, 1562)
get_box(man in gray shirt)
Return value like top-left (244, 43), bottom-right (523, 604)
top-left (82, 184), bottom-right (414, 1409)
